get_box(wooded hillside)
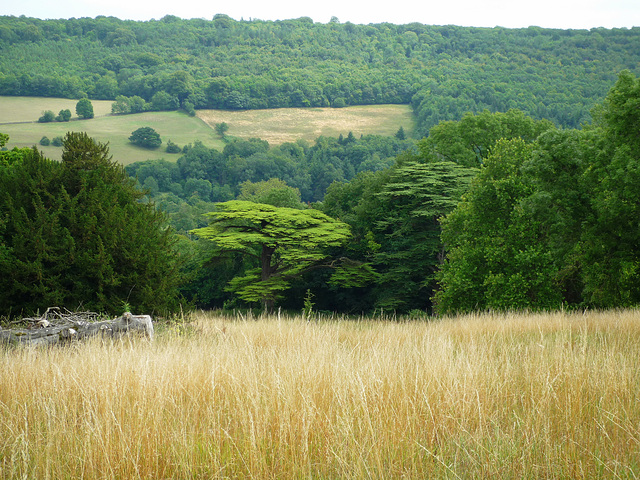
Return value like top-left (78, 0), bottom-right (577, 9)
top-left (1, 15), bottom-right (639, 134)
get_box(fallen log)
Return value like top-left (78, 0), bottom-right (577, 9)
top-left (0, 308), bottom-right (154, 347)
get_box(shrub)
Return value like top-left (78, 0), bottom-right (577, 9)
top-left (76, 98), bottom-right (94, 119)
top-left (56, 109), bottom-right (72, 122)
top-left (165, 140), bottom-right (181, 153)
top-left (38, 110), bottom-right (55, 123)
top-left (183, 101), bottom-right (196, 117)
top-left (332, 97), bottom-right (347, 108)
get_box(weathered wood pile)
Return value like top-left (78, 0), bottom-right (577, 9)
top-left (0, 307), bottom-right (154, 347)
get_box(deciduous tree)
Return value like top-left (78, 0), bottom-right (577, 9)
top-left (237, 179), bottom-right (303, 209)
top-left (215, 122), bottom-right (229, 138)
top-left (579, 70), bottom-right (640, 307)
top-left (129, 126), bottom-right (162, 149)
top-left (435, 138), bottom-right (563, 313)
top-left (75, 98), bottom-right (94, 119)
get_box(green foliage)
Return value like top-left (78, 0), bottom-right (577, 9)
top-left (433, 72), bottom-right (640, 313)
top-left (435, 138), bottom-right (564, 313)
top-left (127, 96), bottom-right (148, 114)
top-left (191, 200), bottom-right (352, 310)
top-left (579, 71), bottom-right (640, 307)
top-left (183, 101), bottom-right (196, 117)
top-left (56, 108), bottom-right (71, 122)
top-left (0, 132), bottom-right (183, 316)
top-left (237, 179), bottom-right (303, 209)
top-left (129, 126), bottom-right (162, 149)
top-left (75, 98), bottom-right (94, 119)
top-left (51, 136), bottom-right (63, 147)
top-left (333, 98), bottom-right (347, 108)
top-left (150, 91), bottom-right (179, 111)
top-left (1, 16), bottom-right (638, 134)
top-left (111, 71), bottom-right (640, 312)
top-left (125, 133), bottom-right (413, 210)
top-left (318, 154), bottom-right (476, 314)
top-left (417, 109), bottom-right (555, 167)
top-left (327, 260), bottom-right (380, 289)
top-left (371, 160), bottom-right (476, 312)
top-left (599, 70), bottom-right (640, 154)
top-left (0, 133), bottom-right (30, 167)
top-left (215, 122), bottom-right (229, 138)
top-left (38, 110), bottom-right (55, 123)
top-left (165, 140), bottom-right (181, 153)
top-left (39, 136), bottom-right (50, 146)
top-left (302, 289), bottom-right (315, 318)
top-left (521, 128), bottom-right (595, 304)
top-left (112, 95), bottom-right (132, 114)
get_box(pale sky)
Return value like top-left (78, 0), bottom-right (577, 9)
top-left (2, 0), bottom-right (639, 30)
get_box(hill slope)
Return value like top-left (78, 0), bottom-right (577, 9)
top-left (1, 16), bottom-right (639, 134)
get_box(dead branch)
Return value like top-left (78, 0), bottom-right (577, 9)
top-left (0, 309), bottom-right (154, 347)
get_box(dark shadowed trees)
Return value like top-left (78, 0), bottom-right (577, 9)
top-left (0, 132), bottom-right (182, 317)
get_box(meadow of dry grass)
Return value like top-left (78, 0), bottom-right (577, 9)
top-left (1, 309), bottom-right (639, 479)
top-left (197, 105), bottom-right (415, 145)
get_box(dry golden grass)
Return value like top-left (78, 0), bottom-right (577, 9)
top-left (1, 309), bottom-right (639, 479)
top-left (197, 105), bottom-right (415, 145)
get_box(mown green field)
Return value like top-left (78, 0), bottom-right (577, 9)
top-left (0, 97), bottom-right (414, 165)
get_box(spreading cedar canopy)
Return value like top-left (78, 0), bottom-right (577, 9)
top-left (191, 200), bottom-right (376, 311)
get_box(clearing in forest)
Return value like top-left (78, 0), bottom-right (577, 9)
top-left (0, 96), bottom-right (414, 165)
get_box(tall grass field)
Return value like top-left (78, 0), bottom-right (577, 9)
top-left (1, 310), bottom-right (639, 478)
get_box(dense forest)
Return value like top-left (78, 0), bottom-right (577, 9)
top-left (2, 15), bottom-right (640, 317)
top-left (1, 15), bottom-right (640, 135)
top-left (125, 132), bottom-right (414, 215)
top-left (6, 71), bottom-right (637, 317)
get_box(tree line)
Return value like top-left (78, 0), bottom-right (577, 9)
top-left (2, 72), bottom-right (640, 317)
top-left (124, 131), bottom-right (414, 232)
top-left (314, 72), bottom-right (640, 314)
top-left (1, 15), bottom-right (639, 134)
top-left (130, 71), bottom-right (640, 314)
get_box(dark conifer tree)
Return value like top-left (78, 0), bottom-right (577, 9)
top-left (0, 133), bottom-right (182, 317)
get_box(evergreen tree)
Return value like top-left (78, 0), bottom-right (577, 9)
top-left (191, 201), bottom-right (355, 311)
top-left (373, 160), bottom-right (476, 312)
top-left (0, 132), bottom-right (182, 317)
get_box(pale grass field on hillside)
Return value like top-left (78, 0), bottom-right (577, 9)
top-left (1, 310), bottom-right (639, 479)
top-left (197, 105), bottom-right (415, 145)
